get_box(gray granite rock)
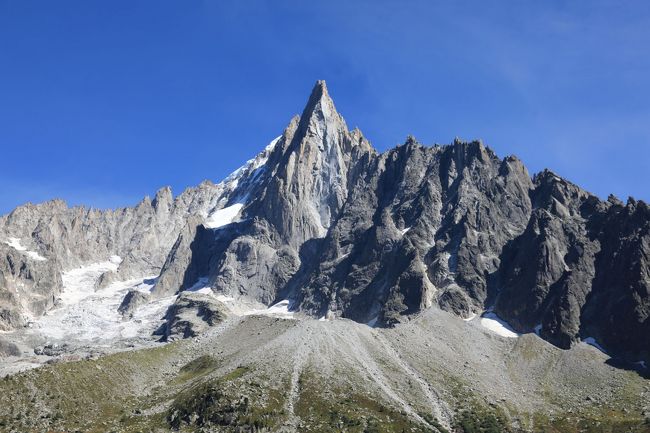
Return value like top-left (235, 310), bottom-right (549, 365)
top-left (118, 290), bottom-right (151, 319)
top-left (156, 292), bottom-right (229, 341)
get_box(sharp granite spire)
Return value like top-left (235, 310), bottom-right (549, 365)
top-left (255, 80), bottom-right (375, 243)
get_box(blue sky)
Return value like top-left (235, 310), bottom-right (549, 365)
top-left (1, 1), bottom-right (649, 213)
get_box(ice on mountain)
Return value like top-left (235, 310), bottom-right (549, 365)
top-left (204, 203), bottom-right (244, 229)
top-left (5, 237), bottom-right (47, 261)
top-left (479, 312), bottom-right (520, 338)
top-left (31, 260), bottom-right (171, 343)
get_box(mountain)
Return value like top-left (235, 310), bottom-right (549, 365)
top-left (0, 80), bottom-right (648, 432)
top-left (152, 80), bottom-right (648, 365)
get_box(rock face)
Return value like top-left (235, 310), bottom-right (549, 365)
top-left (0, 242), bottom-right (62, 330)
top-left (118, 290), bottom-right (151, 319)
top-left (0, 183), bottom-right (222, 327)
top-left (0, 80), bottom-right (648, 366)
top-left (0, 135), bottom-right (278, 329)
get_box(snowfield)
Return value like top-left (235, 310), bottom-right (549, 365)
top-left (476, 312), bottom-right (520, 338)
top-left (202, 135), bottom-right (281, 230)
top-left (204, 203), bottom-right (244, 229)
top-left (244, 299), bottom-right (295, 319)
top-left (30, 259), bottom-right (174, 343)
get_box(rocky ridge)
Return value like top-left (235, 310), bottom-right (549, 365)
top-left (0, 80), bottom-right (648, 369)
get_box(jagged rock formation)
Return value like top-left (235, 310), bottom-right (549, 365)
top-left (0, 139), bottom-right (276, 330)
top-left (0, 185), bottom-right (220, 328)
top-left (118, 290), bottom-right (151, 319)
top-left (497, 176), bottom-right (650, 362)
top-left (0, 242), bottom-right (61, 329)
top-left (0, 80), bottom-right (648, 367)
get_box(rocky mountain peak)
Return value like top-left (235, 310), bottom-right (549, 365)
top-left (293, 80), bottom-right (372, 155)
top-left (152, 186), bottom-right (173, 212)
top-left (253, 81), bottom-right (375, 244)
top-left (301, 79), bottom-right (330, 115)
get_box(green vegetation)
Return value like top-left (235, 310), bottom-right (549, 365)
top-left (173, 354), bottom-right (219, 383)
top-left (0, 342), bottom-right (185, 432)
top-left (455, 407), bottom-right (510, 433)
top-left (294, 370), bottom-right (441, 433)
top-left (0, 340), bottom-right (647, 433)
top-left (529, 412), bottom-right (650, 433)
top-left (167, 366), bottom-right (286, 431)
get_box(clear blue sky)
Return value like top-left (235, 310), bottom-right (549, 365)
top-left (1, 1), bottom-right (649, 213)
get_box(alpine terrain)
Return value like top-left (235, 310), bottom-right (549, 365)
top-left (0, 81), bottom-right (648, 433)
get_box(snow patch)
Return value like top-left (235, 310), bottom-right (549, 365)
top-left (192, 287), bottom-right (213, 296)
top-left (217, 136), bottom-right (280, 200)
top-left (5, 237), bottom-right (47, 261)
top-left (401, 227), bottom-right (411, 235)
top-left (215, 294), bottom-right (235, 303)
top-left (257, 299), bottom-right (294, 319)
top-left (262, 136), bottom-right (281, 156)
top-left (186, 277), bottom-right (210, 293)
top-left (204, 203), bottom-right (244, 229)
top-left (582, 337), bottom-right (608, 355)
top-left (239, 299), bottom-right (295, 319)
top-left (479, 312), bottom-right (520, 338)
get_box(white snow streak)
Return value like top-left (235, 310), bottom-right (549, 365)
top-left (479, 312), bottom-right (520, 338)
top-left (582, 337), bottom-right (608, 355)
top-left (247, 299), bottom-right (294, 319)
top-left (4, 237), bottom-right (47, 261)
top-left (366, 316), bottom-right (379, 327)
top-left (204, 203), bottom-right (244, 229)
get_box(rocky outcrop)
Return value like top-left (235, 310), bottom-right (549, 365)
top-left (495, 172), bottom-right (650, 364)
top-left (292, 138), bottom-right (534, 324)
top-left (118, 290), bottom-right (151, 319)
top-left (581, 197), bottom-right (650, 363)
top-left (0, 243), bottom-right (62, 330)
top-left (152, 216), bottom-right (210, 298)
top-left (156, 292), bottom-right (229, 341)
